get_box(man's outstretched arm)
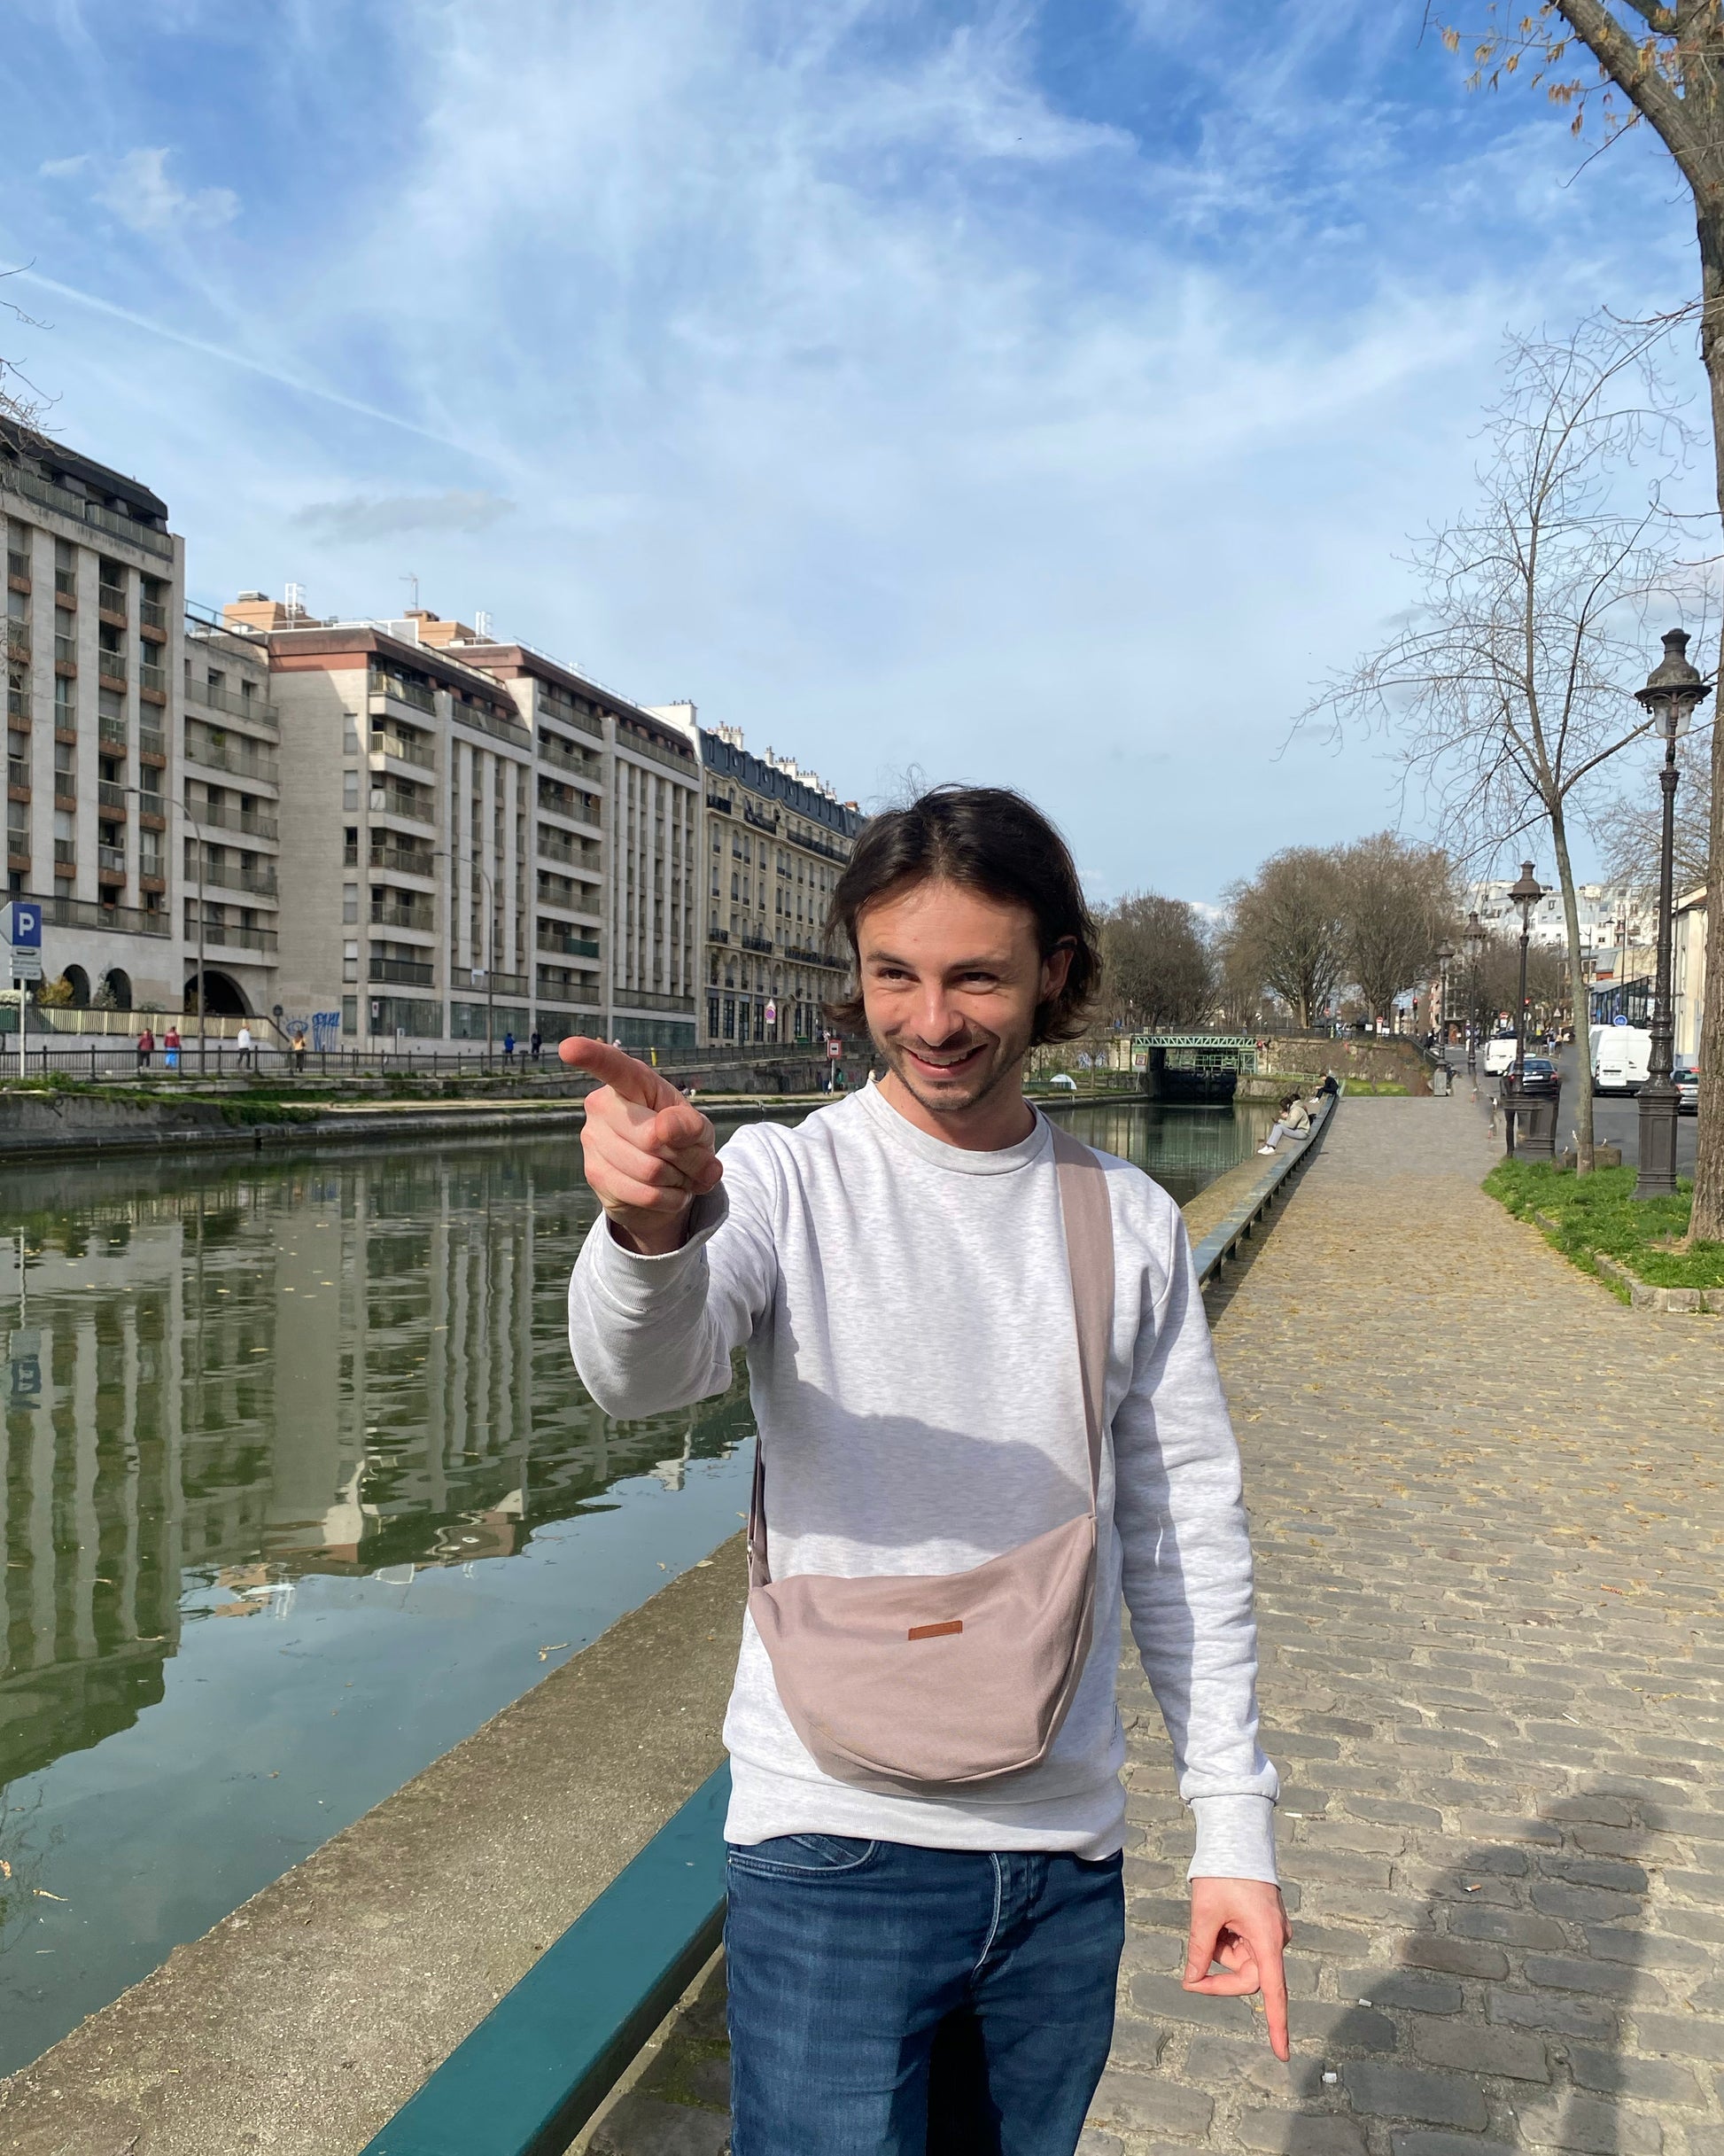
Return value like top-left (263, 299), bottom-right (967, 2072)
top-left (563, 1038), bottom-right (773, 1419)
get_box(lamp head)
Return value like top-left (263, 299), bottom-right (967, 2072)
top-left (1635, 628), bottom-right (1712, 741)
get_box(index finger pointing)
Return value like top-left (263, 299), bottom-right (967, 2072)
top-left (558, 1036), bottom-right (680, 1108)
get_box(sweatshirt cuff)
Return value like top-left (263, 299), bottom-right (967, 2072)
top-left (1187, 1794), bottom-right (1277, 1886)
top-left (582, 1185), bottom-right (730, 1316)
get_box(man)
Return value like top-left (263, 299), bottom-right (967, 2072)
top-left (566, 786), bottom-right (1286, 2155)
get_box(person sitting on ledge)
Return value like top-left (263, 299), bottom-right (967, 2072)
top-left (1257, 1093), bottom-right (1311, 1155)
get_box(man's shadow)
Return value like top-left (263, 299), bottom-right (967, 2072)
top-left (1096, 1786), bottom-right (1670, 2154)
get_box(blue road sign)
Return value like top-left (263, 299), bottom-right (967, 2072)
top-left (1, 900), bottom-right (42, 949)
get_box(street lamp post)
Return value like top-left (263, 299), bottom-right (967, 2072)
top-left (1462, 909), bottom-right (1487, 1069)
top-left (1632, 628), bottom-right (1712, 1200)
top-left (1509, 862), bottom-right (1544, 1084)
top-left (1434, 940), bottom-right (1456, 1058)
top-left (1501, 863), bottom-right (1544, 1157)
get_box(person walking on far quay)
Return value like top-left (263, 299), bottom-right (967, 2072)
top-left (565, 786), bottom-right (1286, 2156)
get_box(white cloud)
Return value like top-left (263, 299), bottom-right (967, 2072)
top-left (2, 1), bottom-right (1700, 899)
top-left (292, 490), bottom-right (515, 541)
top-left (94, 148), bottom-right (238, 236)
top-left (38, 155), bottom-right (89, 178)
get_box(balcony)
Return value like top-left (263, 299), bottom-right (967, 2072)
top-left (539, 701), bottom-right (603, 741)
top-left (371, 903), bottom-right (435, 933)
top-left (97, 780), bottom-right (128, 813)
top-left (8, 549), bottom-right (29, 585)
top-left (138, 661), bottom-right (167, 697)
top-left (450, 699), bottom-right (532, 751)
top-left (187, 675), bottom-right (279, 730)
top-left (97, 654), bottom-right (128, 688)
top-left (53, 568), bottom-right (74, 599)
top-left (536, 829), bottom-right (591, 868)
top-left (198, 860), bottom-right (279, 899)
top-left (5, 622), bottom-right (31, 661)
top-left (741, 932), bottom-right (775, 954)
top-left (185, 732), bottom-right (279, 785)
top-left (196, 799), bottom-right (277, 841)
top-left (97, 844), bottom-right (127, 876)
top-left (538, 930), bottom-right (602, 959)
top-left (616, 728), bottom-right (695, 782)
top-left (370, 955), bottom-right (436, 987)
top-left (369, 672), bottom-right (437, 717)
top-left (53, 841), bottom-right (75, 871)
top-left (7, 758), bottom-right (28, 792)
top-left (138, 727), bottom-right (167, 761)
top-left (198, 919), bottom-right (278, 954)
top-left (369, 729), bottom-right (436, 771)
top-left (28, 891), bottom-right (171, 938)
top-left (139, 598), bottom-right (167, 634)
top-left (54, 634), bottom-right (75, 669)
top-left (99, 714), bottom-right (128, 748)
top-left (9, 471), bottom-right (175, 561)
top-left (6, 684), bottom-right (27, 720)
top-left (370, 782), bottom-right (436, 828)
top-left (538, 737), bottom-right (603, 782)
top-left (354, 842), bottom-right (437, 879)
top-left (709, 927), bottom-right (729, 945)
top-left (458, 968), bottom-right (530, 999)
top-left (614, 988), bottom-right (697, 1016)
top-left (97, 585), bottom-right (126, 617)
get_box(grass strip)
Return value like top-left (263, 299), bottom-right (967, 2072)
top-left (1485, 1157), bottom-right (1724, 1289)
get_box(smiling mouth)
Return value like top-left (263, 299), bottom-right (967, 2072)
top-left (904, 1040), bottom-right (989, 1079)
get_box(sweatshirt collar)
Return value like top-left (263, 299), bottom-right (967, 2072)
top-left (855, 1073), bottom-right (1053, 1176)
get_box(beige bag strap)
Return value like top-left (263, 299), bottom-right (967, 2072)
top-left (748, 1118), bottom-right (1114, 1592)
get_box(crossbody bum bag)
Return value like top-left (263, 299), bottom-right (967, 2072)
top-left (746, 1122), bottom-right (1115, 1797)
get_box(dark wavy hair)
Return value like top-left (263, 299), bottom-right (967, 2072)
top-left (824, 785), bottom-right (1100, 1046)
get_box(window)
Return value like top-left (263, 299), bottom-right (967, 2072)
top-left (343, 939), bottom-right (359, 983)
top-left (343, 770), bottom-right (359, 812)
top-left (343, 883), bottom-right (359, 924)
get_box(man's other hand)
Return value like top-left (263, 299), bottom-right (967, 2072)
top-left (1183, 1877), bottom-right (1293, 2060)
top-left (560, 1038), bottom-right (722, 1255)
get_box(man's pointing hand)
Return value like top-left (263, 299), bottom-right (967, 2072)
top-left (560, 1037), bottom-right (722, 1255)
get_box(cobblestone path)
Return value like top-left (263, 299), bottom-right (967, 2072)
top-left (597, 1096), bottom-right (1724, 2156)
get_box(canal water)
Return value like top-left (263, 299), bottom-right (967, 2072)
top-left (0, 1094), bottom-right (1270, 2075)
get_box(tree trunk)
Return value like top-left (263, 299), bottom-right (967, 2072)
top-left (1688, 197), bottom-right (1724, 1240)
top-left (1549, 799), bottom-right (1596, 1172)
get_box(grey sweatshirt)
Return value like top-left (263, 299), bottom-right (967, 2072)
top-left (567, 1080), bottom-right (1277, 1880)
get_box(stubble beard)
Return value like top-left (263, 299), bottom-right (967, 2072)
top-left (874, 1020), bottom-right (1033, 1122)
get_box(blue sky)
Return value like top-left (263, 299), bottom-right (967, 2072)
top-left (0, 0), bottom-right (1705, 902)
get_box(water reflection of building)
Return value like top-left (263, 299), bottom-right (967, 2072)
top-left (0, 1145), bottom-right (749, 1789)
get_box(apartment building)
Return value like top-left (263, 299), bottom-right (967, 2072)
top-left (181, 607), bottom-right (281, 1016)
top-left (218, 596), bottom-right (701, 1052)
top-left (651, 707), bottom-right (861, 1048)
top-left (3, 429), bottom-right (184, 1011)
top-left (414, 616), bottom-right (701, 1050)
top-left (1464, 876), bottom-right (1657, 956)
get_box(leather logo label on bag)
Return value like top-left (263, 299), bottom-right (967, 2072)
top-left (907, 1621), bottom-right (963, 1641)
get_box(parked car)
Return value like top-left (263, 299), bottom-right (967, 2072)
top-left (1676, 1064), bottom-right (1699, 1115)
top-left (1518, 1056), bottom-right (1560, 1100)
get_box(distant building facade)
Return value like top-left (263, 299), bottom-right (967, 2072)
top-left (4, 430), bottom-right (184, 1013)
top-left (649, 706), bottom-right (861, 1047)
top-left (218, 596), bottom-right (702, 1052)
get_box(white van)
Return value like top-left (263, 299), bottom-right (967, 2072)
top-left (1484, 1033), bottom-right (1519, 1077)
top-left (1591, 1024), bottom-right (1651, 1094)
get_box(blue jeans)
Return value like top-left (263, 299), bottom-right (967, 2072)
top-left (725, 1837), bottom-right (1124, 2156)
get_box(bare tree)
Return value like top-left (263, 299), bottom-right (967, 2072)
top-left (1222, 848), bottom-right (1349, 1030)
top-left (0, 274), bottom-right (50, 450)
top-left (1594, 720), bottom-right (1715, 889)
top-left (1338, 832), bottom-right (1457, 1027)
top-left (1435, 4), bottom-right (1724, 1226)
top-left (1301, 316), bottom-right (1691, 1171)
top-left (1456, 930), bottom-right (1571, 1039)
top-left (1099, 892), bottom-right (1215, 1030)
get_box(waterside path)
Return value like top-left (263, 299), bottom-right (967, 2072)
top-left (6, 1096), bottom-right (1724, 2153)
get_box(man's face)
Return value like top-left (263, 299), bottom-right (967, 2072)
top-left (856, 876), bottom-right (1070, 1121)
